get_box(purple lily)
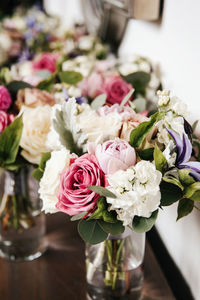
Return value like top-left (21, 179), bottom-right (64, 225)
top-left (168, 129), bottom-right (200, 181)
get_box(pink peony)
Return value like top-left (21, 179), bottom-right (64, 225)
top-left (33, 52), bottom-right (59, 73)
top-left (0, 110), bottom-right (14, 133)
top-left (0, 86), bottom-right (12, 111)
top-left (57, 153), bottom-right (107, 216)
top-left (103, 76), bottom-right (132, 105)
top-left (91, 138), bottom-right (136, 175)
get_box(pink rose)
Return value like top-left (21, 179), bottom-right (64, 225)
top-left (0, 86), bottom-right (12, 111)
top-left (78, 72), bottom-right (104, 99)
top-left (103, 76), bottom-right (132, 105)
top-left (33, 53), bottom-right (59, 73)
top-left (92, 138), bottom-right (136, 175)
top-left (57, 153), bottom-right (107, 216)
top-left (0, 111), bottom-right (14, 133)
top-left (98, 103), bottom-right (137, 121)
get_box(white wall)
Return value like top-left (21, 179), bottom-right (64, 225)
top-left (119, 1), bottom-right (200, 299)
top-left (44, 1), bottom-right (200, 298)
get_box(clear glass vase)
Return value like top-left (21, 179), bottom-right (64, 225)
top-left (0, 167), bottom-right (47, 261)
top-left (86, 229), bottom-right (145, 300)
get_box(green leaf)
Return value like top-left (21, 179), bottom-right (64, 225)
top-left (163, 176), bottom-right (184, 191)
top-left (0, 115), bottom-right (23, 166)
top-left (58, 71), bottom-right (83, 85)
top-left (32, 152), bottom-right (51, 181)
top-left (37, 73), bottom-right (56, 91)
top-left (178, 169), bottom-right (195, 186)
top-left (192, 120), bottom-right (199, 132)
top-left (185, 182), bottom-right (200, 201)
top-left (91, 94), bottom-right (107, 110)
top-left (6, 81), bottom-right (33, 97)
top-left (71, 211), bottom-right (88, 221)
top-left (130, 112), bottom-right (163, 148)
top-left (154, 144), bottom-right (167, 172)
top-left (123, 72), bottom-right (150, 96)
top-left (98, 220), bottom-right (125, 235)
top-left (120, 89), bottom-right (134, 108)
top-left (88, 197), bottom-right (118, 223)
top-left (139, 148), bottom-right (154, 160)
top-left (87, 186), bottom-right (116, 198)
top-left (160, 181), bottom-right (183, 206)
top-left (78, 219), bottom-right (108, 244)
top-left (4, 156), bottom-right (27, 171)
top-left (132, 210), bottom-right (158, 233)
top-left (177, 198), bottom-right (194, 221)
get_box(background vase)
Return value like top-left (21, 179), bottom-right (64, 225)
top-left (0, 166), bottom-right (47, 261)
top-left (86, 228), bottom-right (145, 300)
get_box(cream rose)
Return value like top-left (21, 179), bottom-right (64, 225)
top-left (39, 148), bottom-right (72, 214)
top-left (20, 105), bottom-right (52, 164)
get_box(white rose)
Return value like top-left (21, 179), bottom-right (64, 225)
top-left (39, 148), bottom-right (71, 214)
top-left (20, 105), bottom-right (52, 164)
top-left (107, 161), bottom-right (162, 226)
top-left (76, 105), bottom-right (122, 149)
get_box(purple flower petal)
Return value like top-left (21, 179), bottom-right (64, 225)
top-left (178, 133), bottom-right (192, 164)
top-left (167, 129), bottom-right (183, 160)
top-left (179, 161), bottom-right (200, 182)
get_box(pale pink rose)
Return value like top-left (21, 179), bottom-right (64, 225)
top-left (0, 110), bottom-right (14, 133)
top-left (139, 110), bottom-right (149, 117)
top-left (78, 72), bottom-right (104, 99)
top-left (0, 86), bottom-right (12, 111)
top-left (92, 138), bottom-right (136, 175)
top-left (22, 75), bottom-right (42, 87)
top-left (103, 76), bottom-right (132, 105)
top-left (16, 88), bottom-right (55, 109)
top-left (56, 153), bottom-right (107, 216)
top-left (33, 52), bottom-right (59, 73)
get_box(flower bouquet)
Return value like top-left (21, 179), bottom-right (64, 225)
top-left (37, 89), bottom-right (200, 297)
top-left (0, 78), bottom-right (57, 260)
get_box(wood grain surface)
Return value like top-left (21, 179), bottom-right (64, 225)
top-left (0, 213), bottom-right (175, 300)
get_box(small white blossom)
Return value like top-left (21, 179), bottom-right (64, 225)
top-left (163, 140), bottom-right (177, 167)
top-left (106, 161), bottom-right (162, 226)
top-left (157, 90), bottom-right (170, 106)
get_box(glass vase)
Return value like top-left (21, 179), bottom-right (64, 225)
top-left (0, 167), bottom-right (47, 261)
top-left (86, 229), bottom-right (145, 300)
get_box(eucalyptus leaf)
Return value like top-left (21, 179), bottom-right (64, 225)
top-left (154, 144), bottom-right (167, 172)
top-left (177, 198), bottom-right (194, 221)
top-left (88, 197), bottom-right (118, 223)
top-left (120, 88), bottom-right (134, 108)
top-left (0, 115), bottom-right (23, 166)
top-left (132, 210), bottom-right (158, 233)
top-left (98, 220), bottom-right (125, 235)
top-left (58, 71), bottom-right (83, 85)
top-left (87, 186), bottom-right (116, 199)
top-left (160, 181), bottom-right (183, 206)
top-left (78, 219), bottom-right (108, 244)
top-left (132, 97), bottom-right (146, 113)
top-left (123, 72), bottom-right (150, 96)
top-left (91, 94), bottom-right (107, 110)
top-left (71, 212), bottom-right (88, 221)
top-left (35, 69), bottom-right (52, 79)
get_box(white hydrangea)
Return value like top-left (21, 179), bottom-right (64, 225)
top-left (39, 148), bottom-right (71, 214)
top-left (106, 161), bottom-right (162, 226)
top-left (157, 111), bottom-right (185, 146)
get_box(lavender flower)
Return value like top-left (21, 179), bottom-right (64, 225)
top-left (168, 129), bottom-right (200, 181)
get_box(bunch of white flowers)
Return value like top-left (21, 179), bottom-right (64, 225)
top-left (106, 161), bottom-right (162, 226)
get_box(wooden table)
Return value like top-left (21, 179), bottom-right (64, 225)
top-left (0, 213), bottom-right (175, 300)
